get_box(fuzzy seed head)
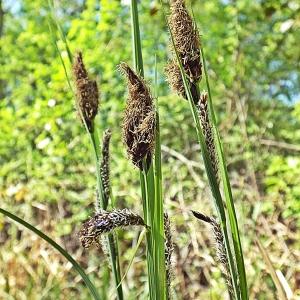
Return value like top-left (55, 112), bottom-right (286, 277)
top-left (73, 52), bottom-right (99, 132)
top-left (165, 60), bottom-right (200, 103)
top-left (165, 61), bottom-right (186, 98)
top-left (79, 209), bottom-right (146, 249)
top-left (169, 0), bottom-right (202, 83)
top-left (119, 62), bottom-right (156, 171)
top-left (197, 93), bottom-right (219, 182)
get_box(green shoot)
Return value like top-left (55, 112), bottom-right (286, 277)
top-left (0, 208), bottom-right (101, 300)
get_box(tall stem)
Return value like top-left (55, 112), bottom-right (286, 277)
top-left (201, 46), bottom-right (248, 299)
top-left (130, 1), bottom-right (166, 299)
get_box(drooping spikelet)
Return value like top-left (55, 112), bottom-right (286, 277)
top-left (73, 52), bottom-right (99, 132)
top-left (99, 129), bottom-right (112, 208)
top-left (119, 62), bottom-right (156, 171)
top-left (192, 210), bottom-right (234, 298)
top-left (168, 0), bottom-right (202, 83)
top-left (164, 212), bottom-right (174, 299)
top-left (197, 92), bottom-right (219, 182)
top-left (79, 209), bottom-right (146, 249)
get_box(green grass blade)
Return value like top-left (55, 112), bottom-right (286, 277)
top-left (201, 46), bottom-right (248, 300)
top-left (113, 228), bottom-right (147, 292)
top-left (142, 164), bottom-right (157, 299)
top-left (106, 234), bottom-right (123, 300)
top-left (162, 5), bottom-right (240, 299)
top-left (153, 55), bottom-right (167, 298)
top-left (48, 21), bottom-right (73, 93)
top-left (130, 0), bottom-right (143, 75)
top-left (0, 208), bottom-right (101, 300)
top-left (48, 0), bottom-right (73, 64)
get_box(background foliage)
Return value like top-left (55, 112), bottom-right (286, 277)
top-left (0, 0), bottom-right (299, 299)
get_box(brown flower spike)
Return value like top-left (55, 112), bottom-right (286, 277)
top-left (192, 211), bottom-right (234, 299)
top-left (79, 209), bottom-right (146, 249)
top-left (165, 61), bottom-right (186, 98)
top-left (73, 52), bottom-right (99, 132)
top-left (165, 0), bottom-right (202, 104)
top-left (197, 92), bottom-right (219, 181)
top-left (165, 60), bottom-right (199, 101)
top-left (164, 213), bottom-right (174, 299)
top-left (120, 62), bottom-right (155, 171)
top-left (100, 129), bottom-right (112, 207)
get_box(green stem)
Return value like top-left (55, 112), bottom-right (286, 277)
top-left (90, 127), bottom-right (104, 210)
top-left (154, 56), bottom-right (167, 299)
top-left (154, 110), bottom-right (167, 298)
top-left (0, 208), bottom-right (101, 300)
top-left (130, 1), bottom-right (166, 299)
top-left (186, 92), bottom-right (241, 300)
top-left (90, 126), bottom-right (124, 300)
top-left (131, 0), bottom-right (143, 75)
top-left (201, 46), bottom-right (248, 300)
top-left (107, 233), bottom-right (123, 300)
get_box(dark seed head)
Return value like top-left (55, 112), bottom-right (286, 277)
top-left (165, 61), bottom-right (186, 99)
top-left (119, 62), bottom-right (156, 171)
top-left (98, 129), bottom-right (112, 210)
top-left (197, 92), bottom-right (219, 182)
top-left (73, 52), bottom-right (99, 132)
top-left (168, 0), bottom-right (202, 83)
top-left (165, 60), bottom-right (200, 102)
top-left (79, 209), bottom-right (146, 249)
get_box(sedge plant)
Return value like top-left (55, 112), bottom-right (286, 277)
top-left (164, 0), bottom-right (248, 299)
top-left (0, 1), bottom-right (250, 299)
top-left (118, 1), bottom-right (167, 299)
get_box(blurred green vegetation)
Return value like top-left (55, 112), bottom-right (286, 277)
top-left (0, 0), bottom-right (299, 299)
